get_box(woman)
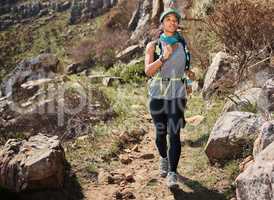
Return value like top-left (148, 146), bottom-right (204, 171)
top-left (144, 8), bottom-right (195, 189)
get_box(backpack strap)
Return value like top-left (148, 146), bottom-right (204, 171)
top-left (178, 36), bottom-right (191, 70)
top-left (153, 39), bottom-right (162, 61)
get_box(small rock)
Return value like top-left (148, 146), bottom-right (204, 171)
top-left (132, 145), bottom-right (139, 152)
top-left (144, 114), bottom-right (152, 121)
top-left (123, 191), bottom-right (135, 199)
top-left (102, 77), bottom-right (122, 86)
top-left (119, 180), bottom-right (127, 187)
top-left (71, 143), bottom-right (80, 149)
top-left (20, 78), bottom-right (53, 89)
top-left (124, 149), bottom-right (131, 153)
top-left (113, 191), bottom-right (123, 199)
top-left (125, 173), bottom-right (135, 183)
top-left (215, 179), bottom-right (231, 190)
top-left (119, 154), bottom-right (132, 164)
top-left (140, 153), bottom-right (155, 160)
top-left (98, 170), bottom-right (114, 184)
top-left (77, 135), bottom-right (89, 142)
top-left (185, 115), bottom-right (205, 126)
top-left (119, 188), bottom-right (135, 199)
top-left (112, 173), bottom-right (125, 183)
top-left (119, 132), bottom-right (130, 143)
top-left (112, 129), bottom-right (120, 135)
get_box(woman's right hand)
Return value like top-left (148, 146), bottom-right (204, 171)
top-left (162, 44), bottom-right (173, 60)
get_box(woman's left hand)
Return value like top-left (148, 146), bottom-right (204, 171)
top-left (186, 70), bottom-right (195, 80)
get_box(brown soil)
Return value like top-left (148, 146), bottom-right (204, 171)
top-left (85, 124), bottom-right (226, 200)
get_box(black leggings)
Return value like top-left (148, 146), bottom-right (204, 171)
top-left (149, 98), bottom-right (186, 173)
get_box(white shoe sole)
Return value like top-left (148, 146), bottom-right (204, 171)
top-left (160, 172), bottom-right (168, 178)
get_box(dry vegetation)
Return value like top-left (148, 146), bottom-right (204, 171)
top-left (69, 0), bottom-right (139, 68)
top-left (69, 29), bottom-right (130, 68)
top-left (206, 0), bottom-right (274, 82)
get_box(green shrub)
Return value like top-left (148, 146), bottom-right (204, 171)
top-left (107, 61), bottom-right (146, 83)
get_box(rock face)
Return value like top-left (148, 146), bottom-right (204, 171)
top-left (69, 0), bottom-right (117, 24)
top-left (128, 0), bottom-right (180, 38)
top-left (236, 141), bottom-right (274, 200)
top-left (1, 53), bottom-right (59, 97)
top-left (205, 111), bottom-right (263, 163)
top-left (151, 0), bottom-right (162, 21)
top-left (0, 54), bottom-right (114, 138)
top-left (202, 52), bottom-right (237, 100)
top-left (0, 134), bottom-right (65, 192)
top-left (253, 120), bottom-right (274, 158)
top-left (222, 88), bottom-right (262, 113)
top-left (0, 78), bottom-right (114, 138)
top-left (128, 1), bottom-right (142, 31)
top-left (0, 1), bottom-right (71, 30)
top-left (130, 0), bottom-right (153, 43)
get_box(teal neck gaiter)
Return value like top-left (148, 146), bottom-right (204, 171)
top-left (160, 32), bottom-right (181, 45)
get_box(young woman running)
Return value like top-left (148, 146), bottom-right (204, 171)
top-left (145, 8), bottom-right (195, 189)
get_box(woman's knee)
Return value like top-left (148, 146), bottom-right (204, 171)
top-left (155, 132), bottom-right (167, 148)
top-left (167, 117), bottom-right (184, 134)
top-left (169, 133), bottom-right (181, 145)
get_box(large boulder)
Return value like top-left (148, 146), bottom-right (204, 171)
top-left (202, 52), bottom-right (237, 100)
top-left (252, 67), bottom-right (274, 88)
top-left (116, 44), bottom-right (142, 62)
top-left (1, 55), bottom-right (112, 137)
top-left (257, 78), bottom-right (274, 117)
top-left (0, 70), bottom-right (115, 138)
top-left (0, 134), bottom-right (65, 192)
top-left (253, 120), bottom-right (274, 158)
top-left (236, 58), bottom-right (274, 92)
top-left (222, 88), bottom-right (262, 113)
top-left (205, 111), bottom-right (263, 163)
top-left (236, 141), bottom-right (274, 200)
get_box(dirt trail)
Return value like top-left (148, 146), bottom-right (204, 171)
top-left (85, 122), bottom-right (226, 200)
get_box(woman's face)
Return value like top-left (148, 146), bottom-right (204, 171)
top-left (162, 13), bottom-right (179, 33)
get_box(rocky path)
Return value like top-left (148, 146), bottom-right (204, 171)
top-left (85, 119), bottom-right (226, 200)
top-left (86, 124), bottom-right (174, 200)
